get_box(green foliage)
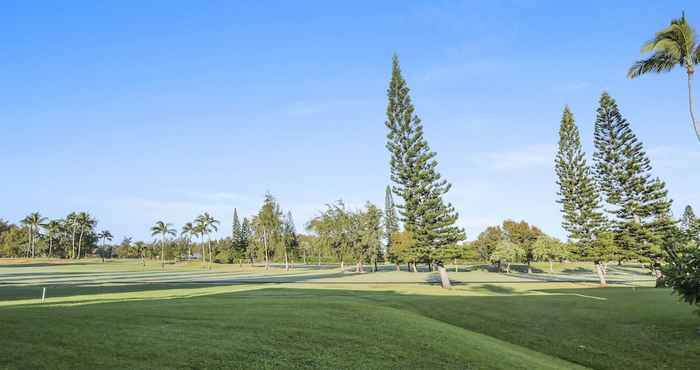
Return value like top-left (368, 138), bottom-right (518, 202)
top-left (489, 240), bottom-right (524, 272)
top-left (384, 55), bottom-right (464, 265)
top-left (388, 230), bottom-right (417, 264)
top-left (555, 106), bottom-right (606, 257)
top-left (384, 185), bottom-right (399, 251)
top-left (593, 92), bottom-right (674, 266)
top-left (251, 193), bottom-right (284, 268)
top-left (663, 242), bottom-right (700, 317)
top-left (472, 226), bottom-right (503, 261)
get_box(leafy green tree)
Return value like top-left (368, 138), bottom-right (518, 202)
top-left (473, 226), bottom-right (503, 261)
top-left (532, 235), bottom-right (569, 273)
top-left (150, 221), bottom-right (176, 269)
top-left (388, 230), bottom-right (418, 271)
top-left (384, 55), bottom-right (465, 288)
top-left (489, 240), bottom-right (524, 273)
top-left (628, 12), bottom-right (700, 142)
top-left (502, 220), bottom-right (542, 273)
top-left (361, 202), bottom-right (384, 272)
top-left (663, 240), bottom-right (700, 317)
top-left (281, 211), bottom-right (298, 271)
top-left (593, 92), bottom-right (674, 278)
top-left (252, 194), bottom-right (283, 270)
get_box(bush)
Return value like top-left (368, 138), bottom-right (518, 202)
top-left (663, 243), bottom-right (700, 317)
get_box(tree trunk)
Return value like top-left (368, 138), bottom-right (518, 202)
top-left (303, 250), bottom-right (307, 265)
top-left (454, 258), bottom-right (458, 272)
top-left (505, 262), bottom-right (511, 273)
top-left (208, 239), bottom-right (213, 269)
top-left (595, 262), bottom-right (607, 287)
top-left (688, 70), bottom-right (700, 142)
top-left (549, 260), bottom-right (554, 274)
top-left (395, 263), bottom-right (400, 271)
top-left (284, 251), bottom-right (289, 271)
top-left (527, 260), bottom-right (532, 274)
top-left (48, 236), bottom-right (53, 258)
top-left (437, 264), bottom-right (451, 289)
top-left (161, 240), bottom-right (165, 270)
top-left (77, 228), bottom-right (84, 260)
top-left (71, 227), bottom-right (77, 259)
top-left (411, 262), bottom-right (418, 273)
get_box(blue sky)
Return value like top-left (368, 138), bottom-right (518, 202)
top-left (2, 1), bottom-right (699, 241)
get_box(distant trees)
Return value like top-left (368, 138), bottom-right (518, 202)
top-left (532, 235), bottom-right (568, 273)
top-left (384, 55), bottom-right (464, 288)
top-left (252, 194), bottom-right (283, 270)
top-left (473, 226), bottom-right (503, 262)
top-left (150, 221), bottom-right (176, 269)
top-left (20, 212), bottom-right (46, 258)
top-left (97, 230), bottom-right (113, 261)
top-left (195, 212), bottom-right (220, 269)
top-left (628, 12), bottom-right (700, 142)
top-left (490, 240), bottom-right (523, 273)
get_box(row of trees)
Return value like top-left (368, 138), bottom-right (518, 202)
top-left (0, 212), bottom-right (109, 259)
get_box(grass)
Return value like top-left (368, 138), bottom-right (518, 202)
top-left (0, 259), bottom-right (697, 369)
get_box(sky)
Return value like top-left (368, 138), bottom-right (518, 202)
top-left (2, 1), bottom-right (699, 242)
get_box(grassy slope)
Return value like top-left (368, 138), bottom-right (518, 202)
top-left (0, 286), bottom-right (583, 370)
top-left (0, 260), bottom-right (696, 369)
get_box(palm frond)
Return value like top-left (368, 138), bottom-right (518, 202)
top-left (628, 52), bottom-right (678, 78)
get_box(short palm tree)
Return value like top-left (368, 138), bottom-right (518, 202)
top-left (75, 212), bottom-right (96, 259)
top-left (20, 212), bottom-right (47, 258)
top-left (195, 212), bottom-right (219, 269)
top-left (45, 220), bottom-right (62, 258)
top-left (97, 230), bottom-right (113, 261)
top-left (181, 222), bottom-right (195, 259)
top-left (628, 12), bottom-right (700, 142)
top-left (151, 221), bottom-right (176, 269)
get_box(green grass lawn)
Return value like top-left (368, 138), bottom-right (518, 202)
top-left (0, 260), bottom-right (697, 369)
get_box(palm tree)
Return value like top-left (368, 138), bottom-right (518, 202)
top-left (97, 230), bottom-right (113, 261)
top-left (181, 222), bottom-right (195, 260)
top-left (195, 212), bottom-right (219, 269)
top-left (65, 212), bottom-right (79, 259)
top-left (20, 212), bottom-right (47, 258)
top-left (628, 12), bottom-right (700, 142)
top-left (151, 221), bottom-right (176, 269)
top-left (76, 212), bottom-right (96, 260)
top-left (45, 220), bottom-right (62, 258)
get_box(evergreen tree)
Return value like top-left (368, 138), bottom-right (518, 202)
top-left (231, 208), bottom-right (243, 256)
top-left (281, 211), bottom-right (298, 271)
top-left (593, 92), bottom-right (674, 272)
top-left (681, 205), bottom-right (696, 231)
top-left (384, 185), bottom-right (399, 251)
top-left (554, 106), bottom-right (608, 283)
top-left (241, 217), bottom-right (253, 263)
top-left (384, 55), bottom-right (465, 287)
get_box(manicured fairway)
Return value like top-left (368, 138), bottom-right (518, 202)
top-left (0, 260), bottom-right (697, 369)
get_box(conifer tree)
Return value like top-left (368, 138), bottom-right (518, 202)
top-left (241, 217), bottom-right (253, 263)
top-left (681, 205), bottom-right (699, 242)
top-left (384, 185), bottom-right (399, 251)
top-left (593, 92), bottom-right (674, 273)
top-left (384, 55), bottom-right (465, 287)
top-left (231, 208), bottom-right (242, 256)
top-left (555, 107), bottom-right (608, 284)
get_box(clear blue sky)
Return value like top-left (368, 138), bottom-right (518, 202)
top-left (2, 1), bottom-right (699, 241)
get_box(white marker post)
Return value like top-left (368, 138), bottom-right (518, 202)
top-left (41, 287), bottom-right (46, 304)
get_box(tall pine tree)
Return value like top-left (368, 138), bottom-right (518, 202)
top-left (231, 208), bottom-right (244, 259)
top-left (385, 55), bottom-right (465, 287)
top-left (592, 92), bottom-right (674, 274)
top-left (554, 106), bottom-right (608, 284)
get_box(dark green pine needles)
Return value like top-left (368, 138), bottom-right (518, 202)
top-left (592, 92), bottom-right (674, 266)
top-left (554, 106), bottom-right (606, 257)
top-left (384, 55), bottom-right (464, 264)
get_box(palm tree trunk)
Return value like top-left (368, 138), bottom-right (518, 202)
top-left (161, 239), bottom-right (165, 270)
top-left (688, 71), bottom-right (700, 142)
top-left (284, 250), bottom-right (289, 271)
top-left (48, 234), bottom-right (53, 258)
top-left (77, 227), bottom-right (84, 260)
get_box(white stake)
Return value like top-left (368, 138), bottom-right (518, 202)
top-left (41, 287), bottom-right (46, 303)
